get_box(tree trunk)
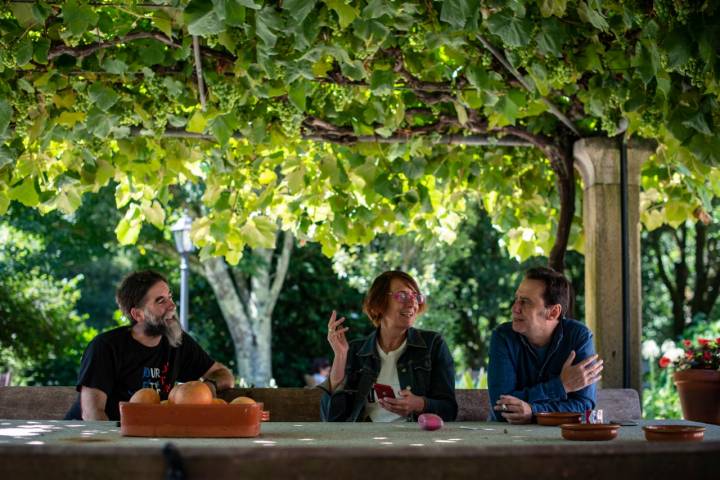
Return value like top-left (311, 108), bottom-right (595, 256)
top-left (200, 232), bottom-right (294, 386)
top-left (547, 142), bottom-right (576, 317)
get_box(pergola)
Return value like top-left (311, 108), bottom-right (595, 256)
top-left (1, 2), bottom-right (718, 392)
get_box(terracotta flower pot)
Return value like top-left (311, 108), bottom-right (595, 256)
top-left (673, 369), bottom-right (720, 425)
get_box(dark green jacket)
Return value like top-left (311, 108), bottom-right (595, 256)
top-left (318, 327), bottom-right (457, 422)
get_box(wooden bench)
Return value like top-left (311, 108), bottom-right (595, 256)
top-left (0, 386), bottom-right (641, 421)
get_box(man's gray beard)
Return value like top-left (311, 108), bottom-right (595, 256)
top-left (143, 310), bottom-right (183, 348)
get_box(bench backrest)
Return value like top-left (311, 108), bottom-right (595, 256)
top-left (0, 386), bottom-right (641, 422)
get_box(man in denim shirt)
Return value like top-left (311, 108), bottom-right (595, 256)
top-left (488, 267), bottom-right (604, 423)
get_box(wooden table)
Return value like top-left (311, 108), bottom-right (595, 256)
top-left (1, 419), bottom-right (718, 479)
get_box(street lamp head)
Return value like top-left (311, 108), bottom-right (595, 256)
top-left (171, 213), bottom-right (194, 254)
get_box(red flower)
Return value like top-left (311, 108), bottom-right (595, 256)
top-left (703, 351), bottom-right (712, 362)
top-left (716, 338), bottom-right (720, 346)
top-left (658, 357), bottom-right (671, 368)
top-left (685, 350), bottom-right (694, 360)
top-left (682, 339), bottom-right (693, 347)
top-left (698, 338), bottom-right (710, 346)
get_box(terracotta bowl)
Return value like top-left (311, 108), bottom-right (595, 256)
top-left (536, 412), bottom-right (583, 426)
top-left (643, 425), bottom-right (705, 442)
top-left (120, 401), bottom-right (269, 437)
top-left (560, 423), bottom-right (620, 441)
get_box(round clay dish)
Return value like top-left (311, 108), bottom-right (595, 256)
top-left (643, 425), bottom-right (705, 442)
top-left (536, 412), bottom-right (583, 426)
top-left (560, 423), bottom-right (620, 441)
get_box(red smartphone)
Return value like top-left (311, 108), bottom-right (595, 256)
top-left (373, 383), bottom-right (396, 400)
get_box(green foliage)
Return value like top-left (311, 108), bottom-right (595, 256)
top-left (0, 1), bottom-right (716, 265)
top-left (0, 223), bottom-right (95, 385)
top-left (271, 241), bottom-right (367, 387)
top-left (642, 367), bottom-right (682, 420)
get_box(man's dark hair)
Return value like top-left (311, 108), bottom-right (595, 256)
top-left (115, 270), bottom-right (168, 323)
top-left (525, 267), bottom-right (570, 317)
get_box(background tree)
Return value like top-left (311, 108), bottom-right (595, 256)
top-left (645, 215), bottom-right (720, 338)
top-left (0, 222), bottom-right (95, 385)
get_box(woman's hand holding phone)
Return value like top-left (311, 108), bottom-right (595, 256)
top-left (377, 386), bottom-right (426, 417)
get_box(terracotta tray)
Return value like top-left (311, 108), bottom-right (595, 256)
top-left (560, 423), bottom-right (620, 441)
top-left (536, 412), bottom-right (582, 426)
top-left (643, 425), bottom-right (705, 442)
top-left (120, 402), bottom-right (269, 438)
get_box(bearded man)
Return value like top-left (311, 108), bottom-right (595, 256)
top-left (65, 270), bottom-right (234, 421)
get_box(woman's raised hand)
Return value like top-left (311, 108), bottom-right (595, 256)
top-left (327, 311), bottom-right (350, 392)
top-left (327, 310), bottom-right (349, 358)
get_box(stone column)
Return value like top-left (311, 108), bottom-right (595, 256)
top-left (573, 137), bottom-right (655, 392)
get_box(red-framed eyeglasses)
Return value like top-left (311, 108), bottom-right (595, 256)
top-left (388, 291), bottom-right (426, 305)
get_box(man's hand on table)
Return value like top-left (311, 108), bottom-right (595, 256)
top-left (494, 395), bottom-right (532, 424)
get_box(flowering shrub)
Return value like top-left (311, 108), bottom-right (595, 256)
top-left (658, 338), bottom-right (720, 371)
top-left (641, 339), bottom-right (681, 419)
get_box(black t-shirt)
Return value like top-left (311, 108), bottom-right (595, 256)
top-left (65, 326), bottom-right (215, 420)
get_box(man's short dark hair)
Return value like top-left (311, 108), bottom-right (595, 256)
top-left (525, 267), bottom-right (570, 317)
top-left (116, 270), bottom-right (168, 323)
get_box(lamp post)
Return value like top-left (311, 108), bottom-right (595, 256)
top-left (171, 213), bottom-right (194, 331)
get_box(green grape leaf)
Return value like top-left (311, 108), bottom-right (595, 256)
top-left (682, 112), bottom-right (712, 136)
top-left (9, 3), bottom-right (38, 27)
top-left (663, 29), bottom-right (692, 69)
top-left (325, 0), bottom-right (358, 29)
top-left (487, 12), bottom-right (532, 47)
top-left (369, 70), bottom-right (394, 96)
top-left (225, 0), bottom-right (248, 26)
top-left (14, 37), bottom-right (33, 66)
top-left (33, 38), bottom-right (50, 64)
top-left (152, 10), bottom-right (175, 38)
top-left (0, 99), bottom-right (11, 137)
top-left (284, 0), bottom-right (316, 23)
top-left (187, 110), bottom-right (209, 133)
top-left (62, 0), bottom-right (99, 36)
top-left (56, 188), bottom-right (83, 214)
top-left (57, 111), bottom-right (86, 127)
top-left (454, 101), bottom-right (468, 125)
top-left (102, 58), bottom-right (128, 75)
top-left (240, 216), bottom-right (277, 248)
top-left (440, 0), bottom-right (470, 29)
top-left (143, 200), bottom-right (166, 228)
top-left (577, 1), bottom-right (608, 31)
top-left (185, 0), bottom-right (225, 36)
top-left (88, 83), bottom-right (120, 112)
top-left (9, 178), bottom-right (40, 207)
top-left (288, 80), bottom-right (310, 111)
top-left (209, 112), bottom-right (239, 145)
top-left (236, 0), bottom-right (261, 9)
top-left (634, 41), bottom-right (659, 85)
top-left (538, 0), bottom-right (567, 17)
top-left (535, 17), bottom-right (569, 57)
top-left (115, 217), bottom-right (142, 245)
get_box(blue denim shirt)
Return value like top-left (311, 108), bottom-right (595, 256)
top-left (488, 317), bottom-right (597, 421)
top-left (318, 327), bottom-right (457, 422)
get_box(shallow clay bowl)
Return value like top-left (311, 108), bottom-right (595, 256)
top-left (536, 412), bottom-right (582, 426)
top-left (560, 423), bottom-right (620, 441)
top-left (643, 425), bottom-right (705, 442)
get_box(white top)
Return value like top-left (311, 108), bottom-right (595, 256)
top-left (366, 339), bottom-right (407, 422)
